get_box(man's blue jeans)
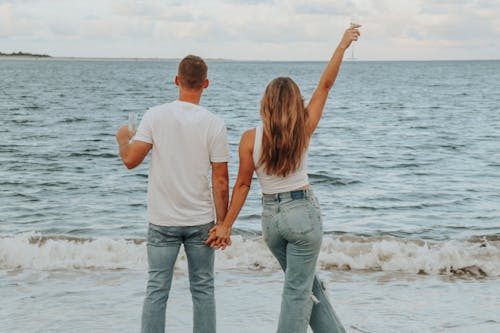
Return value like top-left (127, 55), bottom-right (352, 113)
top-left (262, 190), bottom-right (345, 333)
top-left (141, 222), bottom-right (215, 333)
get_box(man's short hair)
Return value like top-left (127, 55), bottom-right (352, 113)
top-left (178, 55), bottom-right (208, 90)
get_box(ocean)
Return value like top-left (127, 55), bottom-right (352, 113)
top-left (1, 58), bottom-right (499, 332)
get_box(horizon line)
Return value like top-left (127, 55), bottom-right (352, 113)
top-left (1, 55), bottom-right (500, 62)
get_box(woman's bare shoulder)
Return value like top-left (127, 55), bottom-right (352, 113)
top-left (240, 128), bottom-right (256, 152)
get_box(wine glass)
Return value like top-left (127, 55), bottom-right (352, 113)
top-left (350, 14), bottom-right (360, 59)
top-left (128, 112), bottom-right (138, 132)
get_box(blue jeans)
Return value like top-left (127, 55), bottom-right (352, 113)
top-left (141, 222), bottom-right (216, 333)
top-left (262, 190), bottom-right (345, 333)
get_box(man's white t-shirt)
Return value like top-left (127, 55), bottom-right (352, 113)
top-left (134, 100), bottom-right (229, 227)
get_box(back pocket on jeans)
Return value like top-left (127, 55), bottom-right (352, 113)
top-left (280, 201), bottom-right (316, 236)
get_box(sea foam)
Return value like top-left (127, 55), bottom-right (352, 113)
top-left (0, 233), bottom-right (498, 277)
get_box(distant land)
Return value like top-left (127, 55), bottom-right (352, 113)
top-left (0, 51), bottom-right (51, 58)
top-left (0, 53), bottom-right (223, 61)
top-left (0, 52), bottom-right (498, 62)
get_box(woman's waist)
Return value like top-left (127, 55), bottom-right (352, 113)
top-left (257, 172), bottom-right (310, 194)
top-left (261, 186), bottom-right (314, 204)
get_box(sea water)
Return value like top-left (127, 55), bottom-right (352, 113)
top-left (1, 59), bottom-right (499, 332)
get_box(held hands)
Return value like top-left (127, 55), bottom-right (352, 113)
top-left (205, 223), bottom-right (232, 250)
top-left (339, 24), bottom-right (361, 50)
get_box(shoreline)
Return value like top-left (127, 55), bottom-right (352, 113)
top-left (0, 52), bottom-right (50, 59)
top-left (2, 268), bottom-right (498, 333)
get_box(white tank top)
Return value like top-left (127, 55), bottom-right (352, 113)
top-left (253, 126), bottom-right (310, 194)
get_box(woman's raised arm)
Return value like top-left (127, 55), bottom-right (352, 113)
top-left (306, 24), bottom-right (361, 135)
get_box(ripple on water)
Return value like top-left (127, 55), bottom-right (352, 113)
top-left (1, 59), bottom-right (499, 243)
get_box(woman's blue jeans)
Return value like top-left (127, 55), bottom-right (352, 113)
top-left (262, 190), bottom-right (345, 333)
top-left (141, 222), bottom-right (216, 333)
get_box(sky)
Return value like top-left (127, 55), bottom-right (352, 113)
top-left (1, 0), bottom-right (500, 61)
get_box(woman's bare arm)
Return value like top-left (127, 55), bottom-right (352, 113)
top-left (307, 24), bottom-right (361, 135)
top-left (206, 129), bottom-right (256, 249)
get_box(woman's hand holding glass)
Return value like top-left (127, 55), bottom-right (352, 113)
top-left (339, 24), bottom-right (361, 50)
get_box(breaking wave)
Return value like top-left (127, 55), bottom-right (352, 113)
top-left (1, 233), bottom-right (498, 278)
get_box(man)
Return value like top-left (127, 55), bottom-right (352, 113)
top-left (115, 55), bottom-right (229, 333)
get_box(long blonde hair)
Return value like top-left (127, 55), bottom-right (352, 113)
top-left (258, 77), bottom-right (309, 177)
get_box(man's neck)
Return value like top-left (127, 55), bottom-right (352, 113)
top-left (178, 89), bottom-right (203, 105)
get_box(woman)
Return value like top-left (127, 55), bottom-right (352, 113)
top-left (206, 25), bottom-right (360, 333)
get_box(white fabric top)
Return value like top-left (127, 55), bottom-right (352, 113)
top-left (134, 100), bottom-right (229, 227)
top-left (252, 126), bottom-right (309, 194)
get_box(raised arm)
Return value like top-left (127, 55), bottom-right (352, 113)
top-left (306, 24), bottom-right (361, 135)
top-left (116, 125), bottom-right (152, 169)
top-left (206, 129), bottom-right (256, 250)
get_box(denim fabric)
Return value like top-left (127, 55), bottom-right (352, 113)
top-left (141, 222), bottom-right (216, 333)
top-left (262, 190), bottom-right (345, 333)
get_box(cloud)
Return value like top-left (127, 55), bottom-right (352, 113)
top-left (294, 0), bottom-right (355, 16)
top-left (0, 0), bottom-right (499, 59)
top-left (111, 0), bottom-right (195, 21)
top-left (0, 3), bottom-right (40, 37)
top-left (223, 0), bottom-right (274, 4)
top-left (50, 22), bottom-right (77, 37)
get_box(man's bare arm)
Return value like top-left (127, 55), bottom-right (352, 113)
top-left (206, 130), bottom-right (255, 249)
top-left (211, 162), bottom-right (229, 223)
top-left (115, 125), bottom-right (152, 169)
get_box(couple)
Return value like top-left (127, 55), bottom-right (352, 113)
top-left (115, 25), bottom-right (360, 333)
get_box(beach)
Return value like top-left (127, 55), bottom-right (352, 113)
top-left (1, 234), bottom-right (499, 332)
